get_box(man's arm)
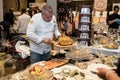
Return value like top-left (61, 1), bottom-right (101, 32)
top-left (26, 17), bottom-right (43, 44)
top-left (96, 68), bottom-right (120, 80)
top-left (108, 20), bottom-right (116, 25)
top-left (106, 70), bottom-right (120, 80)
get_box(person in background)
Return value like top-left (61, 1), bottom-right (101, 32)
top-left (68, 8), bottom-right (74, 23)
top-left (26, 4), bottom-right (61, 64)
top-left (67, 19), bottom-right (72, 36)
top-left (95, 68), bottom-right (120, 80)
top-left (4, 8), bottom-right (14, 27)
top-left (0, 20), bottom-right (11, 40)
top-left (107, 5), bottom-right (120, 30)
top-left (63, 17), bottom-right (68, 35)
top-left (33, 6), bottom-right (41, 15)
top-left (26, 8), bottom-right (33, 18)
top-left (17, 8), bottom-right (31, 34)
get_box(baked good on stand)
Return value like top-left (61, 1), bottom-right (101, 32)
top-left (58, 36), bottom-right (73, 46)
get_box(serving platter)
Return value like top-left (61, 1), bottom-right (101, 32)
top-left (29, 59), bottom-right (69, 70)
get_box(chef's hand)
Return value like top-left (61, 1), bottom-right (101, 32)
top-left (59, 33), bottom-right (66, 38)
top-left (57, 33), bottom-right (66, 39)
top-left (61, 33), bottom-right (66, 36)
top-left (43, 38), bottom-right (52, 44)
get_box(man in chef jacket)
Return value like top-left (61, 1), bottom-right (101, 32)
top-left (26, 4), bottom-right (61, 64)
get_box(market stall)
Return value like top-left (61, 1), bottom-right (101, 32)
top-left (1, 0), bottom-right (120, 79)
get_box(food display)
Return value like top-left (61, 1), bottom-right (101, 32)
top-left (103, 55), bottom-right (118, 67)
top-left (98, 36), bottom-right (110, 44)
top-left (65, 49), bottom-right (91, 61)
top-left (98, 36), bottom-right (118, 49)
top-left (51, 64), bottom-right (102, 80)
top-left (29, 65), bottom-right (53, 80)
top-left (1, 33), bottom-right (119, 80)
top-left (22, 59), bottom-right (68, 80)
top-left (103, 43), bottom-right (118, 49)
top-left (51, 64), bottom-right (85, 80)
top-left (75, 62), bottom-right (88, 69)
top-left (1, 48), bottom-right (118, 80)
top-left (58, 36), bottom-right (73, 46)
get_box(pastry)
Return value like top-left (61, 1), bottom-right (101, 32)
top-left (58, 36), bottom-right (73, 46)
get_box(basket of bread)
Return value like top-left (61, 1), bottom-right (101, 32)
top-left (28, 65), bottom-right (53, 80)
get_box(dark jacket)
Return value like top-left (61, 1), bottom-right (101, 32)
top-left (107, 13), bottom-right (120, 29)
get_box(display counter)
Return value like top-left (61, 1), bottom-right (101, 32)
top-left (1, 47), bottom-right (118, 80)
top-left (1, 35), bottom-right (120, 80)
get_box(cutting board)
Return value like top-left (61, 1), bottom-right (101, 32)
top-left (43, 59), bottom-right (69, 69)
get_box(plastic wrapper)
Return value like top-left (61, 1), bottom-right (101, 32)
top-left (24, 63), bottom-right (53, 80)
top-left (1, 66), bottom-right (53, 80)
top-left (10, 69), bottom-right (30, 80)
top-left (65, 46), bottom-right (92, 61)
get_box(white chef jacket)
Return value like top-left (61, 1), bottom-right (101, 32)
top-left (17, 13), bottom-right (31, 33)
top-left (26, 13), bottom-right (61, 54)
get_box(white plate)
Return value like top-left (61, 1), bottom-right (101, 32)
top-left (87, 63), bottom-right (110, 73)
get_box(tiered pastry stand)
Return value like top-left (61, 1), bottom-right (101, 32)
top-left (52, 41), bottom-right (75, 54)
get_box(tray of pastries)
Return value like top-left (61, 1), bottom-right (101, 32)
top-left (103, 42), bottom-right (118, 49)
top-left (98, 36), bottom-right (110, 44)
